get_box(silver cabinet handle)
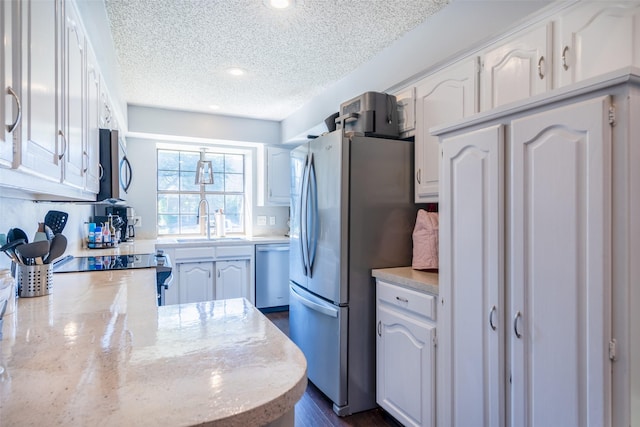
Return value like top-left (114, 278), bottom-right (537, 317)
top-left (98, 163), bottom-right (104, 180)
top-left (377, 320), bottom-right (382, 337)
top-left (514, 311), bottom-right (522, 339)
top-left (6, 86), bottom-right (22, 133)
top-left (489, 305), bottom-right (497, 331)
top-left (537, 56), bottom-right (545, 80)
top-left (416, 168), bottom-right (421, 184)
top-left (562, 46), bottom-right (570, 71)
top-left (58, 130), bottom-right (67, 160)
top-left (395, 296), bottom-right (409, 303)
top-left (82, 151), bottom-right (88, 174)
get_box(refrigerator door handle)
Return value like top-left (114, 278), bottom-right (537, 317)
top-left (307, 153), bottom-right (318, 277)
top-left (300, 154), bottom-right (311, 276)
top-left (291, 285), bottom-right (339, 318)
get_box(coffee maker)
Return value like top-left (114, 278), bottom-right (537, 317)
top-left (94, 205), bottom-right (130, 242)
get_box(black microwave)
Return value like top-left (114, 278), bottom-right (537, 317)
top-left (97, 128), bottom-right (132, 202)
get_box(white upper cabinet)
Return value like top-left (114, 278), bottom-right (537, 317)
top-left (18, 0), bottom-right (62, 181)
top-left (555, 2), bottom-right (640, 88)
top-left (85, 46), bottom-right (101, 193)
top-left (1, 0), bottom-right (16, 168)
top-left (481, 23), bottom-right (552, 111)
top-left (266, 146), bottom-right (291, 205)
top-left (61, 1), bottom-right (85, 189)
top-left (414, 58), bottom-right (478, 203)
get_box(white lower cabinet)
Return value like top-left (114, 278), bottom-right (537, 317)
top-left (376, 280), bottom-right (436, 427)
top-left (178, 261), bottom-right (214, 304)
top-left (439, 88), bottom-right (617, 426)
top-left (216, 260), bottom-right (250, 300)
top-left (160, 244), bottom-right (255, 306)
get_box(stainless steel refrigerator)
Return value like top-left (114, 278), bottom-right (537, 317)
top-left (289, 129), bottom-right (416, 416)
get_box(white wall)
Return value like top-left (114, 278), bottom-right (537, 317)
top-left (128, 106), bottom-right (281, 145)
top-left (0, 198), bottom-right (92, 270)
top-left (125, 137), bottom-right (289, 239)
top-left (280, 0), bottom-right (559, 143)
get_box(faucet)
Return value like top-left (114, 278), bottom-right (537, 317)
top-left (198, 198), bottom-right (211, 239)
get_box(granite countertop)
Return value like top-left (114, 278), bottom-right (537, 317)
top-left (0, 269), bottom-right (307, 426)
top-left (371, 266), bottom-right (439, 295)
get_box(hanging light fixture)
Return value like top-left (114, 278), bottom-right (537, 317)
top-left (195, 160), bottom-right (214, 185)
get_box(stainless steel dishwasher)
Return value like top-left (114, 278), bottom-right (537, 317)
top-left (255, 243), bottom-right (290, 310)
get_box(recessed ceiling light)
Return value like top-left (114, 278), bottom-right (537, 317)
top-left (263, 0), bottom-right (299, 10)
top-left (208, 105), bottom-right (220, 110)
top-left (226, 67), bottom-right (246, 76)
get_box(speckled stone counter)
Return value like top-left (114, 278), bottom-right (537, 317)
top-left (0, 269), bottom-right (307, 426)
top-left (371, 266), bottom-right (439, 295)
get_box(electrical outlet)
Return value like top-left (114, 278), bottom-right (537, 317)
top-left (132, 216), bottom-right (142, 228)
top-left (257, 215), bottom-right (267, 226)
top-left (269, 216), bottom-right (276, 226)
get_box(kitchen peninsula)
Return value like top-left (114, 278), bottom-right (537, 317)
top-left (0, 268), bottom-right (306, 426)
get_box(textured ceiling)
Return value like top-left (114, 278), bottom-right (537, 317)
top-left (104, 0), bottom-right (450, 121)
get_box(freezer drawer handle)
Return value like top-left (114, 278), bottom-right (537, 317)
top-left (291, 286), bottom-right (338, 318)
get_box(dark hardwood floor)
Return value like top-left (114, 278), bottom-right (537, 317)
top-left (263, 310), bottom-right (402, 427)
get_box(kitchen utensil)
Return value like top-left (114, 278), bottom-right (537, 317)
top-left (0, 239), bottom-right (26, 264)
top-left (34, 223), bottom-right (48, 242)
top-left (8, 228), bottom-right (28, 244)
top-left (16, 263), bottom-right (53, 298)
top-left (15, 240), bottom-right (50, 266)
top-left (44, 210), bottom-right (69, 234)
top-left (44, 234), bottom-right (67, 264)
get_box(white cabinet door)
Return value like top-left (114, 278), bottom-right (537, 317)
top-left (395, 87), bottom-right (416, 136)
top-left (415, 58), bottom-right (478, 203)
top-left (266, 146), bottom-right (291, 205)
top-left (555, 2), bottom-right (640, 88)
top-left (61, 1), bottom-right (85, 189)
top-left (377, 289), bottom-right (436, 427)
top-left (85, 47), bottom-right (101, 194)
top-left (178, 261), bottom-right (214, 304)
top-left (19, 0), bottom-right (62, 181)
top-left (509, 96), bottom-right (612, 427)
top-left (216, 260), bottom-right (249, 301)
top-left (1, 0), bottom-right (16, 168)
top-left (481, 23), bottom-right (552, 111)
top-left (439, 124), bottom-right (505, 427)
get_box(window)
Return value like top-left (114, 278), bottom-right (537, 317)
top-left (157, 149), bottom-right (245, 236)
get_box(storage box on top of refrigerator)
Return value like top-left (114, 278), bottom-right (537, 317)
top-left (337, 91), bottom-right (399, 138)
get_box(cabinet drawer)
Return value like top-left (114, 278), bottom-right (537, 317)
top-left (174, 246), bottom-right (216, 262)
top-left (216, 245), bottom-right (253, 259)
top-left (376, 280), bottom-right (436, 321)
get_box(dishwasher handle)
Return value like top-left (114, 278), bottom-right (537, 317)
top-left (256, 245), bottom-right (289, 252)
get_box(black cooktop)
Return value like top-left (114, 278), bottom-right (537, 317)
top-left (53, 253), bottom-right (163, 273)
